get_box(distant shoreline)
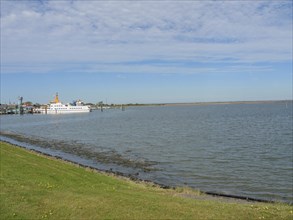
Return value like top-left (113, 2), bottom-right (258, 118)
top-left (124, 100), bottom-right (292, 107)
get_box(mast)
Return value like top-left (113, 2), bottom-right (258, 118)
top-left (18, 96), bottom-right (23, 115)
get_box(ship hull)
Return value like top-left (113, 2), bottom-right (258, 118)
top-left (39, 108), bottom-right (91, 114)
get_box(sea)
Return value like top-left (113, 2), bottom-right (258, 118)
top-left (1, 102), bottom-right (292, 203)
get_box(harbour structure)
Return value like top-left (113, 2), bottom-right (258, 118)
top-left (37, 93), bottom-right (91, 114)
top-left (18, 96), bottom-right (24, 115)
top-left (0, 104), bottom-right (18, 114)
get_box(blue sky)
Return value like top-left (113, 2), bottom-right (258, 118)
top-left (1, 0), bottom-right (292, 104)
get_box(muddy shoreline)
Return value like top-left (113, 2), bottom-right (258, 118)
top-left (0, 133), bottom-right (280, 205)
top-left (0, 131), bottom-right (157, 172)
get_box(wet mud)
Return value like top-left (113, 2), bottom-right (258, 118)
top-left (0, 131), bottom-right (157, 173)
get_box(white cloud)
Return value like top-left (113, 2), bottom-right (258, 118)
top-left (1, 0), bottom-right (292, 74)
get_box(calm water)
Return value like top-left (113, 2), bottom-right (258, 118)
top-left (1, 103), bottom-right (292, 203)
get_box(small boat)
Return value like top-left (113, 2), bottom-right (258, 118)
top-left (38, 93), bottom-right (91, 114)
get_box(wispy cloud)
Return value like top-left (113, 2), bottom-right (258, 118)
top-left (1, 0), bottom-right (292, 75)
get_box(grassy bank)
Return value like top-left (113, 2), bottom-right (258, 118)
top-left (0, 142), bottom-right (292, 219)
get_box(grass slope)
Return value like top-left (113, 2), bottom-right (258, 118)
top-left (0, 142), bottom-right (292, 219)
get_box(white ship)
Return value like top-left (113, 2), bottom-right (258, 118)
top-left (38, 93), bottom-right (91, 114)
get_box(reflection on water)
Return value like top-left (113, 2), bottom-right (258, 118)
top-left (1, 102), bottom-right (292, 203)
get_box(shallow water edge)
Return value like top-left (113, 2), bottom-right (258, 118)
top-left (0, 134), bottom-right (285, 204)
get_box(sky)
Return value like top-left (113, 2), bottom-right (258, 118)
top-left (1, 0), bottom-right (292, 104)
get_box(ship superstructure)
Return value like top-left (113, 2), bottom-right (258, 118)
top-left (38, 93), bottom-right (91, 114)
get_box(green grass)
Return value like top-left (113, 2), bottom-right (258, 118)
top-left (0, 141), bottom-right (292, 219)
